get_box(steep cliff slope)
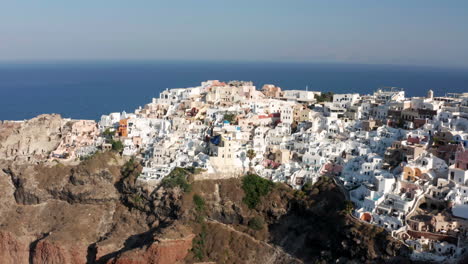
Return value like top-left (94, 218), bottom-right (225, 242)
top-left (0, 115), bottom-right (414, 264)
top-left (0, 152), bottom-right (195, 264)
top-left (0, 151), bottom-right (413, 264)
top-left (0, 115), bottom-right (195, 264)
top-left (178, 177), bottom-right (411, 264)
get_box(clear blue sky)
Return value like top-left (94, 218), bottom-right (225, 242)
top-left (1, 1), bottom-right (468, 67)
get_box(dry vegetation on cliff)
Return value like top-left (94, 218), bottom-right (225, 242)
top-left (180, 176), bottom-right (411, 264)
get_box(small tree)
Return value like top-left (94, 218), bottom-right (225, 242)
top-left (246, 149), bottom-right (256, 172)
top-left (344, 200), bottom-right (354, 214)
top-left (193, 194), bottom-right (206, 223)
top-left (315, 92), bottom-right (334, 103)
top-left (111, 140), bottom-right (124, 153)
top-left (193, 194), bottom-right (205, 213)
top-left (242, 174), bottom-right (274, 209)
top-left (248, 216), bottom-right (264, 230)
top-left (161, 167), bottom-right (192, 193)
top-left (223, 113), bottom-right (236, 124)
top-left (102, 128), bottom-right (114, 139)
top-left (302, 181), bottom-right (313, 192)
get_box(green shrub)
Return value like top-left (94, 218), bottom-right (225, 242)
top-left (343, 200), bottom-right (354, 214)
top-left (242, 174), bottom-right (274, 209)
top-left (122, 157), bottom-right (137, 177)
top-left (192, 224), bottom-right (207, 261)
top-left (294, 190), bottom-right (306, 199)
top-left (130, 194), bottom-right (145, 210)
top-left (302, 181), bottom-right (313, 192)
top-left (223, 113), bottom-right (236, 123)
top-left (186, 166), bottom-right (204, 175)
top-left (193, 194), bottom-right (205, 212)
top-left (118, 157), bottom-right (141, 191)
top-left (248, 216), bottom-right (264, 230)
top-left (315, 92), bottom-right (334, 103)
top-left (111, 140), bottom-right (124, 153)
top-left (193, 194), bottom-right (206, 223)
top-left (161, 167), bottom-right (192, 192)
top-left (102, 128), bottom-right (114, 138)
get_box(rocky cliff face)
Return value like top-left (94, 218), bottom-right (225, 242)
top-left (0, 114), bottom-right (63, 162)
top-left (179, 178), bottom-right (411, 264)
top-left (0, 231), bottom-right (30, 264)
top-left (0, 130), bottom-right (194, 264)
top-left (0, 115), bottom-right (414, 264)
top-left (104, 225), bottom-right (195, 264)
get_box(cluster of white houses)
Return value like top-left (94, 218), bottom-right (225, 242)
top-left (51, 80), bottom-right (468, 261)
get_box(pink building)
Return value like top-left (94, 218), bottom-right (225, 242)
top-left (455, 146), bottom-right (468, 170)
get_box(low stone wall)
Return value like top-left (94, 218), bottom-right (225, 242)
top-left (195, 171), bottom-right (242, 180)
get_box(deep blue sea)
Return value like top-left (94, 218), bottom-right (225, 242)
top-left (0, 61), bottom-right (467, 121)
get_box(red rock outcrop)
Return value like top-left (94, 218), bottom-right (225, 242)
top-left (0, 232), bottom-right (91, 264)
top-left (32, 239), bottom-right (87, 264)
top-left (0, 231), bottom-right (30, 264)
top-left (105, 234), bottom-right (195, 264)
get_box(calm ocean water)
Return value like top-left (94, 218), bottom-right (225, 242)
top-left (0, 61), bottom-right (467, 120)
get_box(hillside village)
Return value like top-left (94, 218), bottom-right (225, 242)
top-left (47, 80), bottom-right (468, 262)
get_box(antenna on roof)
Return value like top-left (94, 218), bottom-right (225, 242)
top-left (306, 85), bottom-right (308, 92)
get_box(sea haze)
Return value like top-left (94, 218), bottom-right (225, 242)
top-left (0, 61), bottom-right (467, 121)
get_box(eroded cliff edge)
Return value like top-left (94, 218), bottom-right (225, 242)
top-left (0, 115), bottom-right (192, 264)
top-left (0, 114), bottom-right (413, 264)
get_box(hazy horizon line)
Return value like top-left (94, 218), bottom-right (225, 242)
top-left (1, 58), bottom-right (467, 71)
